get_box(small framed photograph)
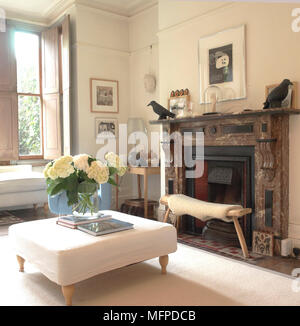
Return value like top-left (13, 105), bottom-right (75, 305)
top-left (95, 118), bottom-right (118, 139)
top-left (199, 25), bottom-right (246, 103)
top-left (90, 78), bottom-right (119, 113)
top-left (265, 81), bottom-right (298, 109)
top-left (252, 230), bottom-right (274, 256)
top-left (168, 95), bottom-right (190, 117)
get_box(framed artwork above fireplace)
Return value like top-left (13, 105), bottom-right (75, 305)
top-left (198, 25), bottom-right (246, 104)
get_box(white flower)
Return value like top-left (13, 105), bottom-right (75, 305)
top-left (73, 154), bottom-right (90, 172)
top-left (117, 166), bottom-right (127, 177)
top-left (105, 152), bottom-right (120, 167)
top-left (47, 166), bottom-right (58, 180)
top-left (105, 152), bottom-right (127, 176)
top-left (43, 162), bottom-right (52, 178)
top-left (87, 160), bottom-right (109, 184)
top-left (48, 155), bottom-right (74, 180)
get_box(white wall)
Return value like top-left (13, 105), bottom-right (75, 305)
top-left (129, 5), bottom-right (160, 201)
top-left (71, 4), bottom-right (161, 206)
top-left (71, 5), bottom-right (133, 208)
top-left (73, 5), bottom-right (130, 155)
top-left (158, 1), bottom-right (300, 243)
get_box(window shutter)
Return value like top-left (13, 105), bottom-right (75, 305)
top-left (61, 15), bottom-right (71, 156)
top-left (0, 28), bottom-right (18, 160)
top-left (42, 26), bottom-right (62, 159)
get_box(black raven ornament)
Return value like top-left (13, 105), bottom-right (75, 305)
top-left (147, 101), bottom-right (176, 120)
top-left (263, 79), bottom-right (293, 109)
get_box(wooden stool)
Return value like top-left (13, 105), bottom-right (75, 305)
top-left (121, 199), bottom-right (159, 219)
top-left (160, 195), bottom-right (251, 259)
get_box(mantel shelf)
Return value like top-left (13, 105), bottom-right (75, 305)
top-left (149, 108), bottom-right (300, 125)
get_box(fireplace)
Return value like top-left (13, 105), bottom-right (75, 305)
top-left (184, 146), bottom-right (255, 247)
top-left (150, 108), bottom-right (300, 255)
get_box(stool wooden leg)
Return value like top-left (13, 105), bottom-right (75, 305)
top-left (16, 255), bottom-right (25, 272)
top-left (159, 255), bottom-right (169, 275)
top-left (61, 284), bottom-right (75, 306)
top-left (33, 204), bottom-right (38, 211)
top-left (163, 208), bottom-right (171, 223)
top-left (232, 217), bottom-right (249, 259)
top-left (176, 216), bottom-right (181, 232)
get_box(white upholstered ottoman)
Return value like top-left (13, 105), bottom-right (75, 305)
top-left (8, 211), bottom-right (177, 305)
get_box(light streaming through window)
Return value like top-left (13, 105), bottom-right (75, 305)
top-left (15, 31), bottom-right (42, 157)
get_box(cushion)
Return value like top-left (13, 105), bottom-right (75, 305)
top-left (0, 171), bottom-right (46, 194)
top-left (0, 165), bottom-right (32, 173)
top-left (8, 211), bottom-right (177, 286)
top-left (168, 194), bottom-right (242, 223)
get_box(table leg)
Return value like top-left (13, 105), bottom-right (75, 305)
top-left (115, 175), bottom-right (119, 211)
top-left (43, 203), bottom-right (49, 214)
top-left (61, 284), bottom-right (75, 306)
top-left (137, 175), bottom-right (141, 199)
top-left (144, 171), bottom-right (148, 218)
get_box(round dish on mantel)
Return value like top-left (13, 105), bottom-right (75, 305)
top-left (144, 74), bottom-right (156, 93)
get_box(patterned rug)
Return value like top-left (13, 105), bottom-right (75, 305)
top-left (178, 233), bottom-right (263, 262)
top-left (0, 211), bottom-right (24, 226)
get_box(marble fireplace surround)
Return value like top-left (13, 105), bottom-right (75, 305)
top-left (150, 108), bottom-right (300, 255)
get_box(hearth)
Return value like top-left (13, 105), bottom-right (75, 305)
top-left (184, 146), bottom-right (255, 247)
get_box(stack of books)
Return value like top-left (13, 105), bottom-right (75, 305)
top-left (56, 213), bottom-right (112, 229)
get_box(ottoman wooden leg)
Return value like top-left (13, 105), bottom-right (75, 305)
top-left (62, 284), bottom-right (75, 306)
top-left (16, 255), bottom-right (25, 272)
top-left (159, 255), bottom-right (169, 275)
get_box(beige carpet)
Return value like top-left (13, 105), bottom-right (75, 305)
top-left (0, 235), bottom-right (299, 306)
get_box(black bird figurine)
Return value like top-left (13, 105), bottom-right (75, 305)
top-left (147, 101), bottom-right (176, 120)
top-left (263, 79), bottom-right (293, 109)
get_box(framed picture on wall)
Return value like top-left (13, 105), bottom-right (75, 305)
top-left (90, 78), bottom-right (119, 113)
top-left (95, 118), bottom-right (118, 139)
top-left (198, 25), bottom-right (246, 104)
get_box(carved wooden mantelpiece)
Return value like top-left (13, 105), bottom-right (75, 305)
top-left (151, 108), bottom-right (300, 255)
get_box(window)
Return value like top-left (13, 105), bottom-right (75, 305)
top-left (15, 31), bottom-right (43, 158)
top-left (0, 17), bottom-right (70, 161)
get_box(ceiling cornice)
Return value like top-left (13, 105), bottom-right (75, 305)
top-left (75, 3), bottom-right (130, 22)
top-left (2, 0), bottom-right (158, 27)
top-left (4, 10), bottom-right (48, 26)
top-left (45, 0), bottom-right (75, 23)
top-left (2, 0), bottom-right (76, 26)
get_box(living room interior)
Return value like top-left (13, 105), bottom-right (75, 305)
top-left (1, 0), bottom-right (300, 307)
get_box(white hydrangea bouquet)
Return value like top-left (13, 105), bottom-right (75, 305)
top-left (44, 152), bottom-right (127, 214)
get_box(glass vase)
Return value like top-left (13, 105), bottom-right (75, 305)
top-left (72, 191), bottom-right (99, 219)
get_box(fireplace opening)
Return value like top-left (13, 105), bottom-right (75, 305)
top-left (183, 146), bottom-right (255, 247)
top-left (208, 163), bottom-right (243, 205)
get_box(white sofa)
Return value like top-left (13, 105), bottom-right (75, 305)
top-left (0, 165), bottom-right (48, 210)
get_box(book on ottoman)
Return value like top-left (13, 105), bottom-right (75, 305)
top-left (78, 218), bottom-right (134, 236)
top-left (57, 213), bottom-right (112, 229)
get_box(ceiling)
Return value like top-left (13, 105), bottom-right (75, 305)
top-left (0, 0), bottom-right (158, 24)
top-left (79, 0), bottom-right (158, 16)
